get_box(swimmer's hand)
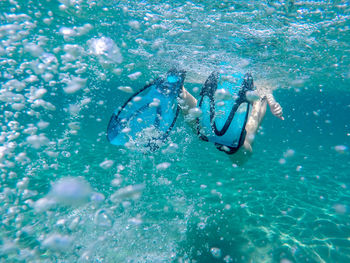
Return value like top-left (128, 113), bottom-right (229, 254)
top-left (266, 94), bottom-right (284, 120)
top-left (270, 102), bottom-right (284, 120)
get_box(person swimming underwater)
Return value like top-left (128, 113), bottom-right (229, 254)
top-left (107, 69), bottom-right (283, 166)
top-left (178, 71), bottom-right (284, 166)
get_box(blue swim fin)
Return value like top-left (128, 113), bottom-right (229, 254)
top-left (107, 69), bottom-right (186, 151)
top-left (196, 71), bottom-right (254, 154)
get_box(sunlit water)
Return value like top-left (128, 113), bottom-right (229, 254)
top-left (0, 1), bottom-right (349, 262)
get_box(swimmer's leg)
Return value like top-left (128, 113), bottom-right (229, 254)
top-left (243, 90), bottom-right (284, 152)
top-left (228, 98), bottom-right (267, 165)
top-left (230, 91), bottom-right (284, 165)
top-left (243, 98), bottom-right (267, 152)
top-left (179, 86), bottom-right (268, 151)
top-left (178, 87), bottom-right (198, 129)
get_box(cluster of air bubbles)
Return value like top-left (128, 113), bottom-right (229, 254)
top-left (59, 24), bottom-right (93, 40)
top-left (62, 76), bottom-right (87, 94)
top-left (188, 107), bottom-right (202, 118)
top-left (224, 255), bottom-right (233, 263)
top-left (24, 174), bottom-right (147, 255)
top-left (88, 37), bottom-right (123, 66)
top-left (0, 1), bottom-right (199, 262)
top-left (124, 126), bottom-right (164, 152)
top-left (215, 89), bottom-right (232, 101)
top-left (279, 149), bottom-right (295, 165)
top-left (34, 177), bottom-right (93, 212)
top-left (161, 142), bottom-right (179, 154)
top-left (26, 134), bottom-right (50, 149)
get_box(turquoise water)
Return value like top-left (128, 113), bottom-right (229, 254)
top-left (1, 1), bottom-right (349, 262)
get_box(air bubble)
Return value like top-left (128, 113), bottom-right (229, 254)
top-left (334, 145), bottom-right (348, 154)
top-left (88, 37), bottom-right (122, 64)
top-left (26, 134), bottom-right (49, 149)
top-left (34, 197), bottom-right (56, 212)
top-left (224, 255), bottom-right (233, 263)
top-left (99, 159), bottom-right (114, 170)
top-left (210, 247), bottom-right (222, 258)
top-left (42, 234), bottom-right (72, 252)
top-left (110, 184), bottom-right (145, 202)
top-left (197, 222), bottom-right (206, 229)
top-left (63, 77), bottom-right (86, 94)
top-left (156, 162), bottom-right (171, 170)
top-left (162, 143), bottom-right (178, 154)
top-left (215, 89), bottom-right (231, 100)
top-left (128, 20), bottom-right (140, 29)
top-left (128, 72), bottom-right (142, 80)
top-left (189, 107), bottom-right (202, 118)
top-left (94, 209), bottom-right (113, 228)
top-left (49, 177), bottom-right (92, 206)
top-left (149, 98), bottom-right (160, 107)
top-left (118, 86), bottom-right (134, 93)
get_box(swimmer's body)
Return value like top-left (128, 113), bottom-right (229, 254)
top-left (179, 84), bottom-right (284, 166)
top-left (107, 69), bottom-right (284, 164)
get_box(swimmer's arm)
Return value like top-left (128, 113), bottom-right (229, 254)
top-left (241, 88), bottom-right (283, 154)
top-left (265, 93), bottom-right (284, 120)
top-left (257, 88), bottom-right (284, 120)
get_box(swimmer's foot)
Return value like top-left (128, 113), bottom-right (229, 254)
top-left (243, 139), bottom-right (253, 153)
top-left (265, 93), bottom-right (284, 120)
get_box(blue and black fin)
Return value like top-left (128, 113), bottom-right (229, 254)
top-left (107, 69), bottom-right (186, 151)
top-left (196, 72), bottom-right (254, 154)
